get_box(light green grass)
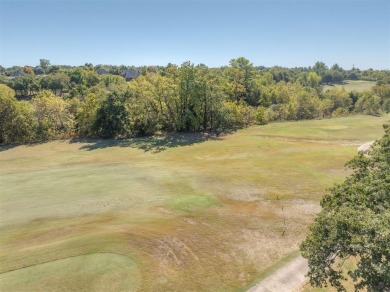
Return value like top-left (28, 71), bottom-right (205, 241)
top-left (246, 114), bottom-right (385, 141)
top-left (0, 253), bottom-right (140, 292)
top-left (168, 193), bottom-right (219, 212)
top-left (0, 114), bottom-right (388, 291)
top-left (323, 80), bottom-right (376, 92)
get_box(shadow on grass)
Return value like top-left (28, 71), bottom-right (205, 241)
top-left (0, 144), bottom-right (19, 152)
top-left (69, 132), bottom-right (227, 153)
top-left (324, 81), bottom-right (348, 87)
top-left (0, 140), bottom-right (49, 152)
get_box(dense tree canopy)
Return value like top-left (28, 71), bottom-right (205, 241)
top-left (301, 124), bottom-right (390, 291)
top-left (0, 58), bottom-right (389, 143)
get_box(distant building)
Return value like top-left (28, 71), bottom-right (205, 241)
top-left (96, 68), bottom-right (108, 75)
top-left (120, 69), bottom-right (140, 81)
top-left (10, 71), bottom-right (26, 78)
top-left (33, 66), bottom-right (44, 75)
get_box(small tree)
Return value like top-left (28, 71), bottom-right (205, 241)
top-left (307, 71), bottom-right (322, 90)
top-left (0, 84), bottom-right (35, 143)
top-left (32, 90), bottom-right (74, 139)
top-left (92, 91), bottom-right (132, 138)
top-left (354, 91), bottom-right (382, 115)
top-left (39, 59), bottom-right (51, 73)
top-left (323, 88), bottom-right (352, 113)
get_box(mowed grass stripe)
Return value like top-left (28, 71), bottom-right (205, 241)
top-left (0, 253), bottom-right (140, 292)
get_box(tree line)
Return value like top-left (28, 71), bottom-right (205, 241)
top-left (1, 58), bottom-right (389, 144)
top-left (2, 59), bottom-right (390, 85)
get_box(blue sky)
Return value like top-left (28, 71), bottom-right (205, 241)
top-left (1, 0), bottom-right (389, 69)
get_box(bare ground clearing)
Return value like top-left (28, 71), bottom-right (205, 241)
top-left (248, 256), bottom-right (308, 292)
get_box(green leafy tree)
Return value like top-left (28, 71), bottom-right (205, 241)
top-left (331, 63), bottom-right (342, 71)
top-left (322, 72), bottom-right (333, 84)
top-left (354, 91), bottom-right (382, 115)
top-left (301, 124), bottom-right (390, 291)
top-left (76, 93), bottom-right (102, 136)
top-left (177, 61), bottom-right (201, 131)
top-left (100, 74), bottom-right (126, 87)
top-left (313, 61), bottom-right (328, 77)
top-left (225, 66), bottom-right (246, 102)
top-left (47, 65), bottom-right (62, 75)
top-left (84, 70), bottom-right (100, 87)
top-left (373, 84), bottom-right (390, 113)
top-left (195, 66), bottom-right (227, 131)
top-left (32, 90), bottom-right (74, 139)
top-left (0, 84), bottom-right (35, 143)
top-left (67, 68), bottom-right (90, 97)
top-left (318, 98), bottom-right (334, 118)
top-left (3, 66), bottom-right (22, 77)
top-left (214, 100), bottom-right (255, 129)
top-left (225, 57), bottom-right (259, 105)
top-left (39, 59), bottom-right (51, 73)
top-left (268, 66), bottom-right (292, 83)
top-left (40, 73), bottom-right (70, 96)
top-left (92, 91), bottom-right (132, 138)
top-left (9, 75), bottom-right (40, 96)
top-left (127, 74), bottom-right (167, 135)
top-left (140, 73), bottom-right (179, 132)
top-left (323, 88), bottom-right (352, 113)
top-left (330, 70), bottom-right (344, 83)
top-left (307, 72), bottom-right (322, 90)
top-left (295, 91), bottom-right (320, 120)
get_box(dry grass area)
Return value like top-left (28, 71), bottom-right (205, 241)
top-left (0, 115), bottom-right (388, 291)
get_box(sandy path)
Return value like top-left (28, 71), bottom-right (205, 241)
top-left (247, 256), bottom-right (308, 292)
top-left (357, 140), bottom-right (375, 152)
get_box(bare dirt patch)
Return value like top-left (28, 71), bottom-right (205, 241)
top-left (357, 140), bottom-right (375, 152)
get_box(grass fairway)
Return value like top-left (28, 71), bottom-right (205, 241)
top-left (0, 253), bottom-right (140, 291)
top-left (323, 80), bottom-right (376, 92)
top-left (0, 115), bottom-right (388, 291)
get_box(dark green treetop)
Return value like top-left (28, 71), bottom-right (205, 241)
top-left (301, 123), bottom-right (390, 291)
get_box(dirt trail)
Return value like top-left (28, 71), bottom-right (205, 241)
top-left (247, 256), bottom-right (308, 292)
top-left (357, 140), bottom-right (375, 152)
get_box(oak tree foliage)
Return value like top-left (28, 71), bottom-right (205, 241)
top-left (301, 124), bottom-right (390, 291)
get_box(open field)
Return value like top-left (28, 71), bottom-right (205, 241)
top-left (323, 80), bottom-right (376, 92)
top-left (0, 115), bottom-right (388, 291)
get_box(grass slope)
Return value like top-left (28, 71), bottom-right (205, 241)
top-left (0, 115), bottom-right (388, 291)
top-left (323, 80), bottom-right (376, 92)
